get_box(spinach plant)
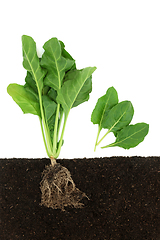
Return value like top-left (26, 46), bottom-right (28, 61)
top-left (91, 86), bottom-right (149, 151)
top-left (7, 35), bottom-right (96, 163)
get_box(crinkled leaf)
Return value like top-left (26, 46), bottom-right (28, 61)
top-left (41, 38), bottom-right (75, 91)
top-left (7, 83), bottom-right (40, 116)
top-left (102, 101), bottom-right (134, 132)
top-left (91, 87), bottom-right (118, 128)
top-left (103, 123), bottom-right (149, 149)
top-left (56, 67), bottom-right (96, 114)
top-left (22, 35), bottom-right (46, 92)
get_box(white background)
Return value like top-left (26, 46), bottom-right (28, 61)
top-left (1, 0), bottom-right (160, 159)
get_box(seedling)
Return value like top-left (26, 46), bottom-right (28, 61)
top-left (91, 86), bottom-right (149, 151)
top-left (7, 35), bottom-right (96, 210)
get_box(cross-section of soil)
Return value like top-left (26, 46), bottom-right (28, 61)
top-left (0, 157), bottom-right (160, 240)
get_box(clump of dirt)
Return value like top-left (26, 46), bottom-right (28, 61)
top-left (40, 163), bottom-right (88, 211)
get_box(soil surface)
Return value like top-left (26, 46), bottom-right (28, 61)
top-left (0, 157), bottom-right (160, 240)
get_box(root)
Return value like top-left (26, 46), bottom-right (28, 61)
top-left (40, 163), bottom-right (88, 211)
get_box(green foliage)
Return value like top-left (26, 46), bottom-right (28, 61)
top-left (7, 83), bottom-right (40, 116)
top-left (41, 38), bottom-right (75, 91)
top-left (7, 36), bottom-right (149, 158)
top-left (7, 35), bottom-right (96, 159)
top-left (103, 123), bottom-right (149, 149)
top-left (101, 101), bottom-right (134, 131)
top-left (91, 87), bottom-right (149, 151)
top-left (91, 86), bottom-right (118, 127)
top-left (57, 68), bottom-right (96, 114)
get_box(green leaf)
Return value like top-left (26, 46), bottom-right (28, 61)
top-left (63, 69), bottom-right (93, 108)
top-left (73, 75), bottom-right (92, 108)
top-left (24, 72), bottom-right (39, 100)
top-left (42, 85), bottom-right (50, 96)
top-left (102, 123), bottom-right (149, 149)
top-left (42, 95), bottom-right (57, 142)
top-left (60, 40), bottom-right (76, 70)
top-left (102, 100), bottom-right (134, 132)
top-left (47, 88), bottom-right (57, 102)
top-left (40, 38), bottom-right (75, 91)
top-left (42, 95), bottom-right (57, 121)
top-left (56, 67), bottom-right (97, 115)
top-left (91, 86), bottom-right (118, 128)
top-left (24, 71), bottom-right (37, 94)
top-left (7, 83), bottom-right (40, 116)
top-left (22, 35), bottom-right (46, 92)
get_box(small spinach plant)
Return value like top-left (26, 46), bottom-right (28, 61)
top-left (91, 86), bottom-right (149, 151)
top-left (7, 35), bottom-right (96, 210)
top-left (7, 35), bottom-right (96, 164)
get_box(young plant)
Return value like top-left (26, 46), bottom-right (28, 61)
top-left (7, 35), bottom-right (96, 164)
top-left (7, 35), bottom-right (96, 210)
top-left (91, 86), bottom-right (149, 151)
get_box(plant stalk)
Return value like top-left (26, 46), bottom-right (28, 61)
top-left (52, 103), bottom-right (60, 156)
top-left (94, 125), bottom-right (101, 151)
top-left (101, 142), bottom-right (115, 148)
top-left (54, 113), bottom-right (69, 159)
top-left (39, 117), bottom-right (51, 157)
top-left (97, 129), bottom-right (110, 146)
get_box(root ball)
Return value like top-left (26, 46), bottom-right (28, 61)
top-left (40, 163), bottom-right (88, 210)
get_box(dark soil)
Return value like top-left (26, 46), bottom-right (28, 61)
top-left (0, 157), bottom-right (160, 240)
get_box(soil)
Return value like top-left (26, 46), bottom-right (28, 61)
top-left (0, 156), bottom-right (160, 240)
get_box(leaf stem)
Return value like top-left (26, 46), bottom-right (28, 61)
top-left (101, 142), bottom-right (115, 148)
top-left (39, 117), bottom-right (50, 157)
top-left (39, 95), bottom-right (53, 156)
top-left (94, 125), bottom-right (101, 151)
top-left (97, 114), bottom-right (126, 147)
top-left (55, 113), bottom-right (68, 159)
top-left (97, 129), bottom-right (110, 146)
top-left (52, 103), bottom-right (60, 156)
top-left (57, 109), bottom-right (64, 142)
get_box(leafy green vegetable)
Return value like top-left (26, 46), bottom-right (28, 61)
top-left (41, 38), bottom-right (75, 91)
top-left (101, 101), bottom-right (134, 131)
top-left (57, 68), bottom-right (95, 114)
top-left (91, 87), bottom-right (149, 151)
top-left (91, 87), bottom-right (118, 151)
top-left (22, 35), bottom-right (46, 93)
top-left (102, 123), bottom-right (149, 149)
top-left (7, 83), bottom-right (41, 116)
top-left (7, 35), bottom-right (96, 161)
top-left (91, 86), bottom-right (118, 126)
